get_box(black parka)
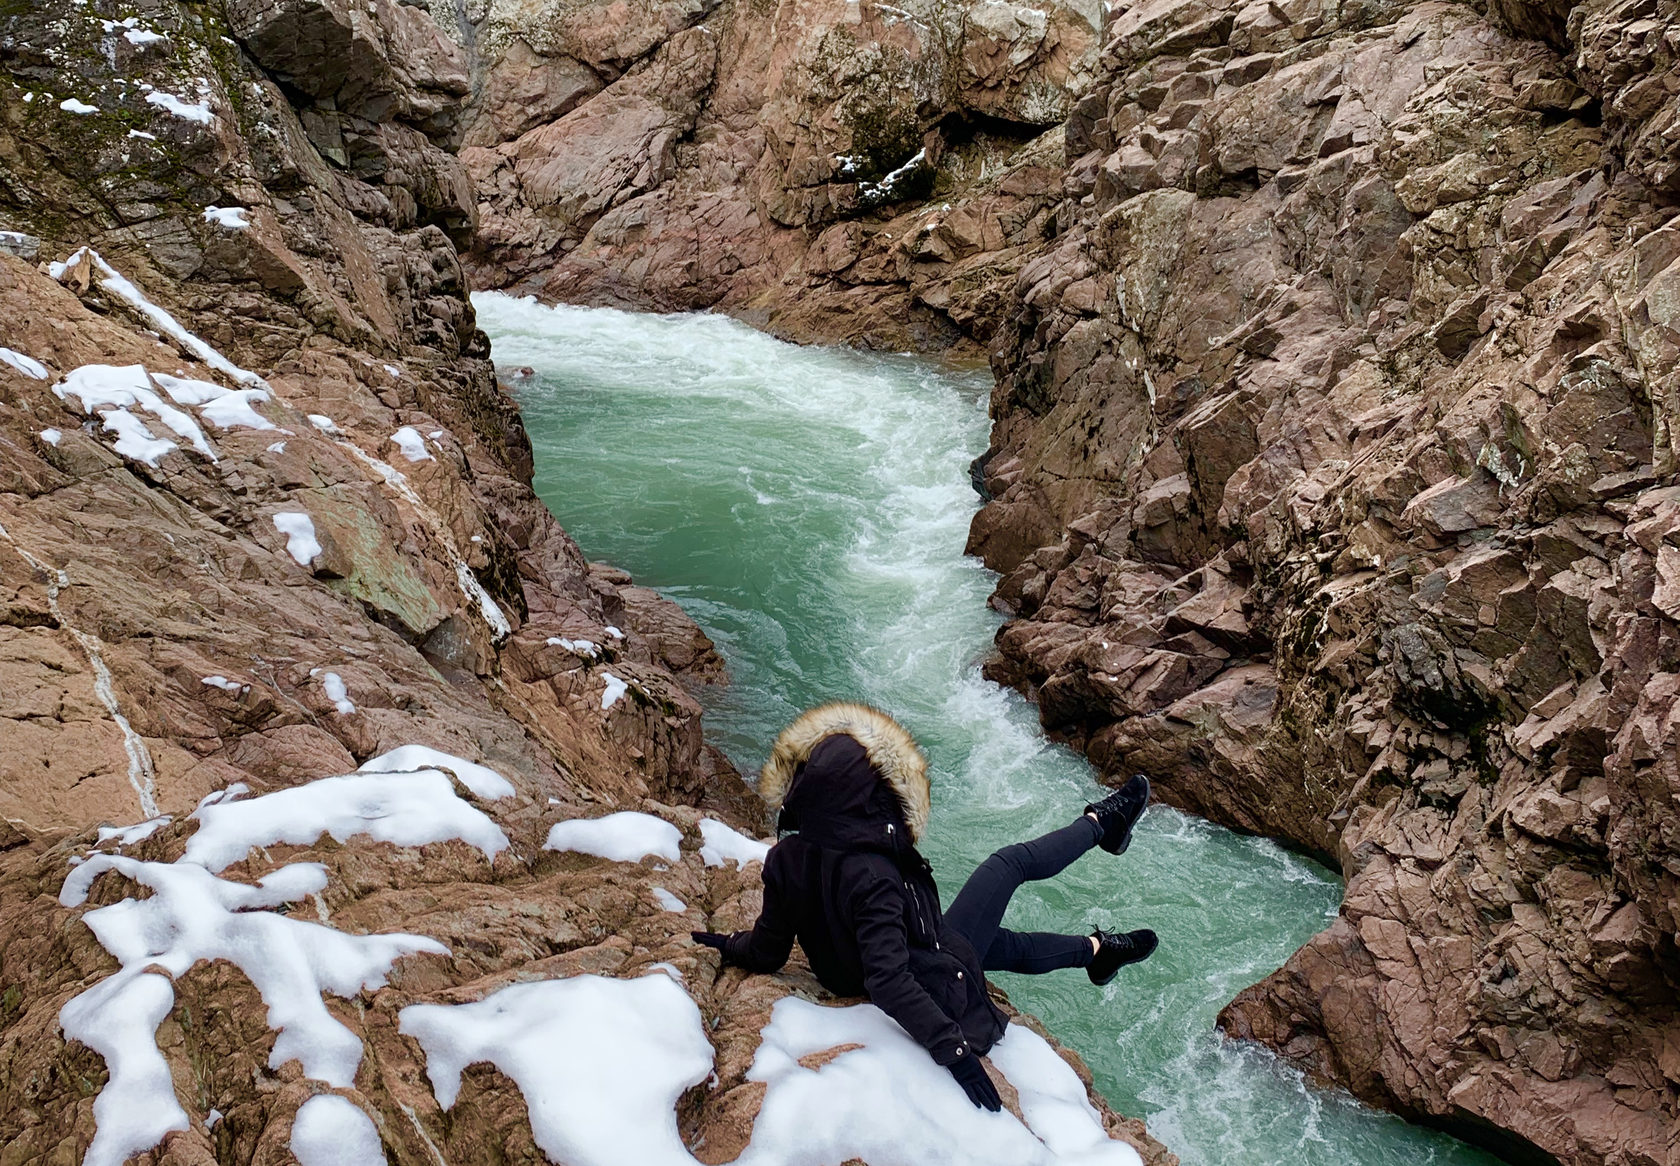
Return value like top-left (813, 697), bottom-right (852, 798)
top-left (721, 727), bottom-right (1008, 1066)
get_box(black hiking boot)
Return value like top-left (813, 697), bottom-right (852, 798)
top-left (1085, 774), bottom-right (1150, 855)
top-left (1088, 928), bottom-right (1158, 986)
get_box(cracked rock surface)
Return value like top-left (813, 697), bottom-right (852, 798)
top-left (958, 0), bottom-right (1680, 1161)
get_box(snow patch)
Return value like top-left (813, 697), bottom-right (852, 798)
top-left (307, 414), bottom-right (340, 433)
top-left (59, 972), bottom-right (186, 1166)
top-left (40, 428), bottom-right (62, 446)
top-left (290, 1094), bottom-right (387, 1166)
top-left (96, 816), bottom-right (171, 848)
top-left (201, 675), bottom-right (247, 694)
top-left (181, 768), bottom-right (509, 872)
top-left (59, 853), bottom-right (446, 1161)
top-left (544, 812), bottom-right (681, 864)
top-left (390, 426), bottom-right (432, 462)
top-left (202, 205), bottom-right (249, 229)
top-left (651, 887), bottom-right (687, 912)
top-left (605, 625), bottom-right (625, 640)
top-left (54, 363), bottom-right (215, 461)
top-left (1, 346), bottom-right (48, 378)
top-left (738, 1003), bottom-right (1144, 1166)
top-left (546, 636), bottom-right (598, 658)
top-left (60, 97), bottom-right (99, 114)
top-left (399, 974), bottom-right (713, 1166)
top-left (101, 408), bottom-right (175, 466)
top-left (154, 372), bottom-right (275, 431)
top-left (356, 743), bottom-right (516, 800)
top-left (145, 90), bottom-right (213, 123)
top-left (321, 671), bottom-right (355, 715)
top-left (600, 672), bottom-right (630, 710)
top-left (698, 818), bottom-right (771, 868)
top-left (273, 511), bottom-right (321, 566)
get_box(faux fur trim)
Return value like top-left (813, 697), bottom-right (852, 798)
top-left (759, 702), bottom-right (930, 842)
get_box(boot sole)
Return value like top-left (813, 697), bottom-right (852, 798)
top-left (1098, 775), bottom-right (1151, 855)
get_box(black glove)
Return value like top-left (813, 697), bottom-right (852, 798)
top-left (690, 931), bottom-right (729, 951)
top-left (948, 1051), bottom-right (1001, 1112)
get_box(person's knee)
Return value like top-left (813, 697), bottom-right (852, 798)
top-left (984, 843), bottom-right (1032, 879)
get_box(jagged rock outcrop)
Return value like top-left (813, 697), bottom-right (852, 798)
top-left (0, 1), bottom-right (1171, 1162)
top-left (962, 0), bottom-right (1680, 1162)
top-left (448, 0), bottom-right (1100, 353)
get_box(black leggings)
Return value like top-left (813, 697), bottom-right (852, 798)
top-left (944, 816), bottom-right (1102, 974)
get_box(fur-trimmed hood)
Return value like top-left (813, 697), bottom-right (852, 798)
top-left (759, 702), bottom-right (931, 842)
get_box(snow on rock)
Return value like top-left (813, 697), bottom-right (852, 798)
top-left (986, 1023), bottom-right (1145, 1165)
top-left (273, 511), bottom-right (321, 566)
top-left (544, 812), bottom-right (681, 864)
top-left (307, 413), bottom-right (340, 433)
top-left (153, 372), bottom-right (275, 430)
top-left (145, 90), bottom-right (213, 123)
top-left (60, 853), bottom-right (446, 1093)
top-left (49, 250), bottom-right (264, 387)
top-left (54, 364), bottom-right (215, 460)
top-left (651, 887), bottom-right (687, 912)
top-left (321, 671), bottom-right (356, 715)
top-left (1, 346), bottom-right (48, 378)
top-left (181, 769), bottom-right (510, 872)
top-left (600, 672), bottom-right (630, 710)
top-left (202, 205), bottom-right (249, 229)
top-left (737, 1003), bottom-right (1144, 1166)
top-left (96, 816), bottom-right (171, 848)
top-left (698, 818), bottom-right (771, 869)
top-left (546, 636), bottom-right (598, 657)
top-left (290, 1094), bottom-right (388, 1166)
top-left (60, 97), bottom-right (99, 114)
top-left (399, 973), bottom-right (713, 1166)
top-left (39, 428), bottom-right (61, 445)
top-left (389, 425), bottom-right (433, 462)
top-left (101, 408), bottom-right (175, 466)
top-left (201, 674), bottom-right (247, 694)
top-left (605, 625), bottom-right (625, 640)
top-left (58, 972), bottom-right (187, 1166)
top-left (356, 743), bottom-right (517, 800)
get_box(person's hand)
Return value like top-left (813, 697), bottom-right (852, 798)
top-left (948, 1052), bottom-right (1002, 1111)
top-left (690, 931), bottom-right (729, 951)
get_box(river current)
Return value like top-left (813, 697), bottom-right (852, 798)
top-left (476, 292), bottom-right (1500, 1166)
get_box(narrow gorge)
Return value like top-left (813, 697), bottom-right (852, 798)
top-left (0, 0), bottom-right (1675, 1162)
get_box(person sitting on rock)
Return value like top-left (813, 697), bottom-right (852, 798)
top-left (691, 701), bottom-right (1156, 1112)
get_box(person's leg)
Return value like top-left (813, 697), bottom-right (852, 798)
top-left (979, 926), bottom-right (1093, 974)
top-left (945, 816), bottom-right (1102, 960)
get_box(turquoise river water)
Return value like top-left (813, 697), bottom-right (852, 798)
top-left (476, 292), bottom-right (1502, 1166)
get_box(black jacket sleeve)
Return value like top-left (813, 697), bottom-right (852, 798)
top-left (844, 864), bottom-right (970, 1065)
top-left (720, 847), bottom-right (797, 973)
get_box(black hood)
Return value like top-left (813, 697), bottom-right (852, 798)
top-left (778, 733), bottom-right (916, 857)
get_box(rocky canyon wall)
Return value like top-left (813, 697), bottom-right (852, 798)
top-left (445, 0), bottom-right (1104, 354)
top-left (0, 1), bottom-right (1168, 1163)
top-left (958, 0), bottom-right (1680, 1163)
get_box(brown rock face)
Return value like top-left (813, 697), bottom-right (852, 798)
top-left (0, 0), bottom-right (1166, 1161)
top-left (960, 0), bottom-right (1680, 1161)
top-left (452, 0), bottom-right (1100, 354)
